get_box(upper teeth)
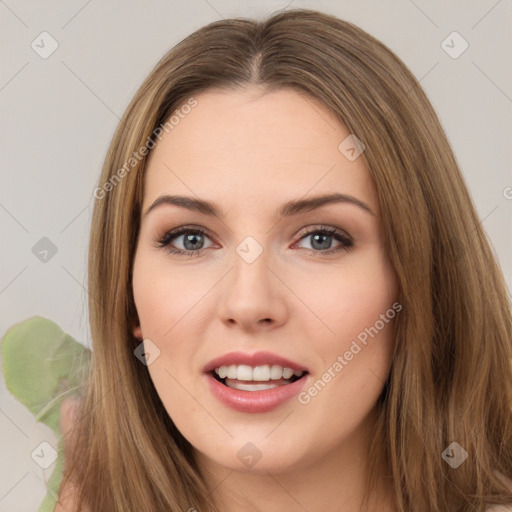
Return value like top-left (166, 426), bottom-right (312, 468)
top-left (214, 364), bottom-right (304, 381)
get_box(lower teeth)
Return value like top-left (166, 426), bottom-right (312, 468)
top-left (220, 375), bottom-right (299, 391)
top-left (226, 381), bottom-right (281, 391)
top-left (211, 372), bottom-right (304, 392)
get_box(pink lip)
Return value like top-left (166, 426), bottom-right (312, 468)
top-left (203, 350), bottom-right (308, 373)
top-left (204, 372), bottom-right (309, 413)
top-left (202, 351), bottom-right (309, 413)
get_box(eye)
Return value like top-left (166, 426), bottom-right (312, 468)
top-left (294, 225), bottom-right (353, 254)
top-left (156, 226), bottom-right (214, 257)
top-left (155, 224), bottom-right (353, 257)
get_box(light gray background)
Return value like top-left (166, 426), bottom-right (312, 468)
top-left (1, 1), bottom-right (511, 510)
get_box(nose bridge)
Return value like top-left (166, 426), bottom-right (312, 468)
top-left (218, 233), bottom-right (288, 328)
top-left (230, 235), bottom-right (274, 300)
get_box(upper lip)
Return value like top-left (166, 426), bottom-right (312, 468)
top-left (203, 351), bottom-right (309, 374)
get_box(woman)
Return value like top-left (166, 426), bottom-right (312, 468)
top-left (56, 8), bottom-right (512, 512)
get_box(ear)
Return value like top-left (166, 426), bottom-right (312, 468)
top-left (133, 325), bottom-right (143, 340)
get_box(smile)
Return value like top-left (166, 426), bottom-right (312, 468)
top-left (203, 351), bottom-right (310, 412)
top-left (213, 364), bottom-right (305, 391)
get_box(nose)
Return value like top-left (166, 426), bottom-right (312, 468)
top-left (218, 246), bottom-right (289, 332)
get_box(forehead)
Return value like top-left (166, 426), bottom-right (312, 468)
top-left (142, 87), bottom-right (378, 216)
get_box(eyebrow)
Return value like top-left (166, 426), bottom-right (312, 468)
top-left (143, 192), bottom-right (375, 219)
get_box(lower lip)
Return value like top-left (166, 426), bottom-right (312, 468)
top-left (205, 372), bottom-right (309, 413)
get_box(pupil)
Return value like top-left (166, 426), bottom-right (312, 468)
top-left (184, 233), bottom-right (203, 250)
top-left (311, 233), bottom-right (331, 250)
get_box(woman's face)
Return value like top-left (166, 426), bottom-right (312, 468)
top-left (132, 86), bottom-right (398, 474)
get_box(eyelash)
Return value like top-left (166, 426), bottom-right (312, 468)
top-left (155, 225), bottom-right (354, 258)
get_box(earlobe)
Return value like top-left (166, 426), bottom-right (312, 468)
top-left (133, 325), bottom-right (143, 340)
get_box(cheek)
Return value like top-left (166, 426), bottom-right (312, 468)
top-left (132, 252), bottom-right (209, 409)
top-left (297, 252), bottom-right (397, 352)
top-left (132, 252), bottom-right (206, 341)
top-left (132, 255), bottom-right (199, 419)
top-left (296, 259), bottom-right (397, 442)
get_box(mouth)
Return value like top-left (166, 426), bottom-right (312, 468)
top-left (211, 364), bottom-right (308, 391)
top-left (203, 351), bottom-right (310, 412)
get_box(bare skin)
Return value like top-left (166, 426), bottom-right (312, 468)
top-left (131, 86), bottom-right (399, 511)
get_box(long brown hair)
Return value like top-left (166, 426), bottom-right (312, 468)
top-left (61, 8), bottom-right (512, 511)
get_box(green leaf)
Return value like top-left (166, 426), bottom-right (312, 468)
top-left (1, 316), bottom-right (91, 512)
